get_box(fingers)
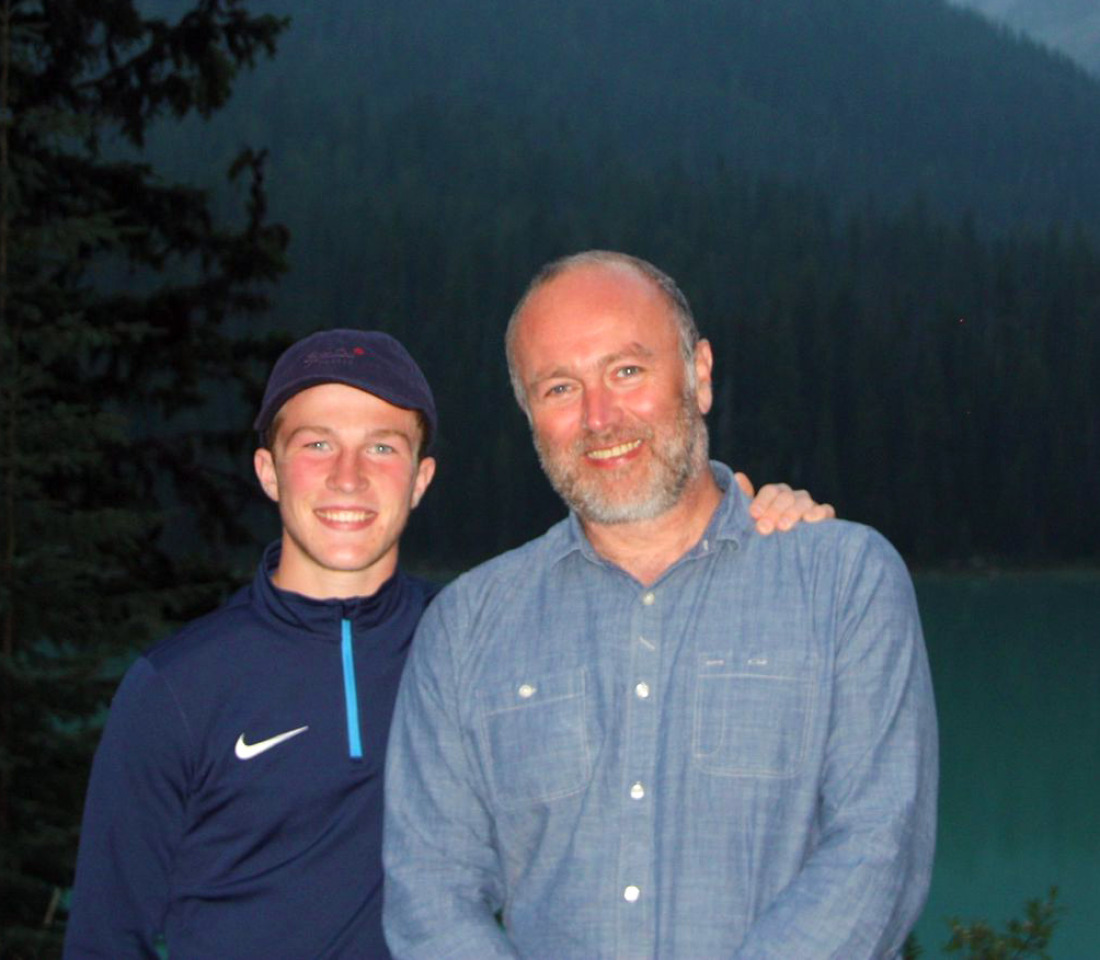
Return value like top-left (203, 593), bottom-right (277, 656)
top-left (733, 471), bottom-right (755, 499)
top-left (749, 483), bottom-right (836, 535)
top-left (750, 482), bottom-right (792, 533)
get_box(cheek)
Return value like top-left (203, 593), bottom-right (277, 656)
top-left (375, 463), bottom-right (422, 506)
top-left (532, 424), bottom-right (566, 458)
top-left (626, 386), bottom-right (668, 417)
top-left (279, 459), bottom-right (326, 497)
top-left (629, 391), bottom-right (680, 430)
top-left (532, 409), bottom-right (579, 447)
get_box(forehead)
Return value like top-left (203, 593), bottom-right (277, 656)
top-left (514, 263), bottom-right (681, 373)
top-left (273, 382), bottom-right (421, 438)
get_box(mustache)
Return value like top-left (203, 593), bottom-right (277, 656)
top-left (573, 424), bottom-right (653, 455)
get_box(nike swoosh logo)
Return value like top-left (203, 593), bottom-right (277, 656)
top-left (235, 726), bottom-right (309, 760)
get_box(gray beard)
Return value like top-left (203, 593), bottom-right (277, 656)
top-left (534, 388), bottom-right (710, 526)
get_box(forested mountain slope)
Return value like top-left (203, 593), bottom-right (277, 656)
top-left (140, 0), bottom-right (1100, 565)
top-left (171, 0), bottom-right (1100, 234)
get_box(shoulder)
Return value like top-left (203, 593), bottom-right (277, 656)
top-left (743, 517), bottom-right (917, 622)
top-left (431, 520), bottom-right (570, 616)
top-left (408, 521), bottom-right (570, 666)
top-left (401, 570), bottom-right (445, 609)
top-left (794, 520), bottom-right (921, 631)
top-left (811, 519), bottom-right (910, 585)
top-left (751, 515), bottom-right (907, 573)
top-left (141, 582), bottom-right (257, 674)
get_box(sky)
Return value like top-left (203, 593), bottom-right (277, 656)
top-left (950, 0), bottom-right (1100, 74)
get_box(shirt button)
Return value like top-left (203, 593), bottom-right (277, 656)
top-left (517, 683), bottom-right (536, 699)
top-left (642, 592), bottom-right (656, 606)
top-left (630, 782), bottom-right (645, 800)
top-left (623, 885), bottom-right (641, 903)
top-left (634, 682), bottom-right (650, 699)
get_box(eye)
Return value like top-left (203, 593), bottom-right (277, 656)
top-left (305, 440), bottom-right (331, 451)
top-left (544, 383), bottom-right (572, 398)
top-left (371, 443), bottom-right (397, 455)
top-left (615, 364), bottom-right (642, 379)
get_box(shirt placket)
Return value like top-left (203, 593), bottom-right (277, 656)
top-left (615, 585), bottom-right (663, 959)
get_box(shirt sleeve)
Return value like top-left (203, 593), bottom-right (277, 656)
top-left (64, 657), bottom-right (191, 960)
top-left (383, 592), bottom-right (521, 960)
top-left (732, 530), bottom-right (939, 959)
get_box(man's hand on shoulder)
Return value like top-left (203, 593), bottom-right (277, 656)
top-left (735, 472), bottom-right (837, 535)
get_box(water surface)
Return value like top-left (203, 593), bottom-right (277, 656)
top-left (913, 571), bottom-right (1100, 957)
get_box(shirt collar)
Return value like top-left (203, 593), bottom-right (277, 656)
top-left (547, 460), bottom-right (754, 569)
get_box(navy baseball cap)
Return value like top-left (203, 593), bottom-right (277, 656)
top-left (254, 329), bottom-right (437, 449)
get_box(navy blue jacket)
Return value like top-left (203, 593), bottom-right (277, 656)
top-left (64, 543), bottom-right (438, 959)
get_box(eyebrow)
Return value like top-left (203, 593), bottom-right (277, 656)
top-left (280, 424), bottom-right (415, 446)
top-left (367, 427), bottom-right (416, 446)
top-left (281, 424), bottom-right (333, 444)
top-left (529, 341), bottom-right (655, 386)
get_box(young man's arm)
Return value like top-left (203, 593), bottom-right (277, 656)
top-left (64, 659), bottom-right (189, 960)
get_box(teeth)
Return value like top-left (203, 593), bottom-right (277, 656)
top-left (317, 509), bottom-right (371, 522)
top-left (587, 440), bottom-right (642, 460)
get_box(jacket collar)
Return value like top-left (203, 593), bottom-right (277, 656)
top-left (251, 541), bottom-right (409, 640)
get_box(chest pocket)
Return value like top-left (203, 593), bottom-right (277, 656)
top-left (478, 667), bottom-right (591, 809)
top-left (693, 651), bottom-right (816, 778)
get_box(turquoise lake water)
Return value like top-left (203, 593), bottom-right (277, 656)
top-left (912, 572), bottom-right (1100, 958)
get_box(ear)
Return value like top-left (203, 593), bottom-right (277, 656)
top-left (410, 456), bottom-right (437, 510)
top-left (254, 448), bottom-right (280, 503)
top-left (693, 338), bottom-right (714, 415)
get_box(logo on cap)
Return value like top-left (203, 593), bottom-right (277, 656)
top-left (303, 346), bottom-right (367, 367)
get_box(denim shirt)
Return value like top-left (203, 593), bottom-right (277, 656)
top-left (384, 463), bottom-right (938, 960)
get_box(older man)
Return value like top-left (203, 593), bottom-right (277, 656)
top-left (383, 251), bottom-right (938, 959)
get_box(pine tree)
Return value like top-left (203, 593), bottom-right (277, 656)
top-left (0, 1), bottom-right (288, 954)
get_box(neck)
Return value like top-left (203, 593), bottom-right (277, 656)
top-left (581, 468), bottom-right (723, 586)
top-left (271, 539), bottom-right (398, 601)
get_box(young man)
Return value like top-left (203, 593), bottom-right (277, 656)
top-left (64, 330), bottom-right (436, 959)
top-left (383, 252), bottom-right (938, 959)
top-left (65, 327), bottom-right (826, 959)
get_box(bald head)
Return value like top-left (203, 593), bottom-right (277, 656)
top-left (505, 251), bottom-right (701, 415)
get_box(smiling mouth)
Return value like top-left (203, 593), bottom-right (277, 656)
top-left (315, 509), bottom-right (374, 523)
top-left (586, 439), bottom-right (642, 460)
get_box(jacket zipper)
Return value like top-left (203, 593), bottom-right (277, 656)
top-left (340, 618), bottom-right (363, 759)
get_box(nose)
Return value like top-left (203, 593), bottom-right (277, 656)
top-left (327, 447), bottom-right (368, 492)
top-left (581, 383), bottom-right (618, 433)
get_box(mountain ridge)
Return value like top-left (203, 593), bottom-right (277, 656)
top-left (173, 0), bottom-right (1100, 239)
top-left (951, 0), bottom-right (1100, 74)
